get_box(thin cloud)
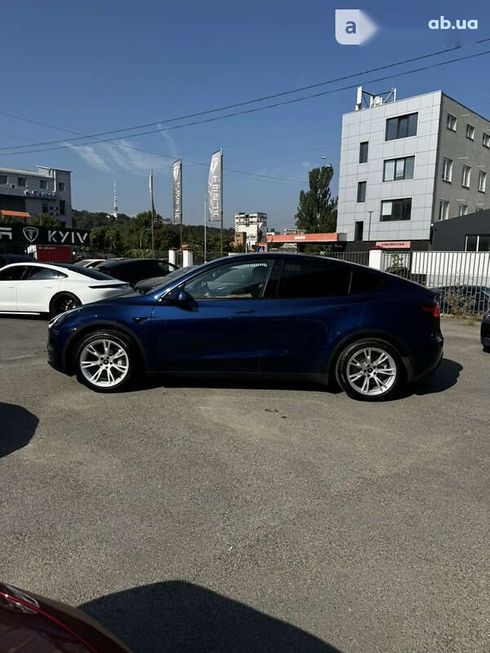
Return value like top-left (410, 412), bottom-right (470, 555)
top-left (67, 143), bottom-right (113, 173)
top-left (157, 127), bottom-right (179, 159)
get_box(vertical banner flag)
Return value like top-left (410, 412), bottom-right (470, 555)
top-left (173, 160), bottom-right (183, 225)
top-left (149, 170), bottom-right (156, 215)
top-left (207, 150), bottom-right (222, 223)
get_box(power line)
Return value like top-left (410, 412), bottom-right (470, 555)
top-left (2, 46), bottom-right (490, 158)
top-left (1, 41), bottom-right (486, 154)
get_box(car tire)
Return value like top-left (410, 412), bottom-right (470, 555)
top-left (75, 330), bottom-right (135, 393)
top-left (336, 338), bottom-right (404, 402)
top-left (50, 293), bottom-right (81, 317)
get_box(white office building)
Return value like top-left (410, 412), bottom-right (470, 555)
top-left (0, 165), bottom-right (73, 226)
top-left (234, 212), bottom-right (268, 249)
top-left (337, 88), bottom-right (490, 247)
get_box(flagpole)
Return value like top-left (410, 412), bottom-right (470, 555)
top-left (179, 160), bottom-right (183, 256)
top-left (220, 148), bottom-right (223, 257)
top-left (149, 169), bottom-right (155, 257)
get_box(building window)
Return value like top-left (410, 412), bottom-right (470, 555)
top-left (478, 170), bottom-right (487, 193)
top-left (42, 204), bottom-right (48, 213)
top-left (58, 182), bottom-right (65, 192)
top-left (385, 113), bottom-right (418, 141)
top-left (439, 200), bottom-right (450, 220)
top-left (40, 179), bottom-right (47, 189)
top-left (441, 157), bottom-right (453, 183)
top-left (0, 175), bottom-right (7, 185)
top-left (359, 141), bottom-right (369, 163)
top-left (380, 198), bottom-right (412, 221)
top-left (354, 221), bottom-right (364, 241)
top-left (458, 204), bottom-right (468, 216)
top-left (462, 165), bottom-right (471, 188)
top-left (357, 181), bottom-right (366, 202)
top-left (465, 235), bottom-right (490, 252)
top-left (447, 114), bottom-right (457, 131)
top-left (383, 156), bottom-right (415, 181)
top-left (17, 177), bottom-right (26, 187)
top-left (466, 124), bottom-right (475, 141)
top-left (59, 200), bottom-right (66, 215)
top-left (483, 133), bottom-right (490, 149)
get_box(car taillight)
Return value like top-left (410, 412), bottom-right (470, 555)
top-left (421, 303), bottom-right (440, 318)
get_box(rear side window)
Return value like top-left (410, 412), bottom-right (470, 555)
top-left (350, 268), bottom-right (386, 294)
top-left (277, 260), bottom-right (351, 298)
top-left (24, 266), bottom-right (67, 280)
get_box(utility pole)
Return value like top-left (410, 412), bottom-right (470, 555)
top-left (367, 210), bottom-right (374, 242)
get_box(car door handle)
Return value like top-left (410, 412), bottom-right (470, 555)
top-left (235, 309), bottom-right (256, 314)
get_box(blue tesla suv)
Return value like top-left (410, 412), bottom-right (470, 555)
top-left (48, 253), bottom-right (443, 401)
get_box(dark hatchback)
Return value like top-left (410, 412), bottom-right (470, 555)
top-left (48, 254), bottom-right (443, 401)
top-left (95, 258), bottom-right (179, 287)
top-left (0, 582), bottom-right (130, 652)
top-left (481, 311), bottom-right (490, 351)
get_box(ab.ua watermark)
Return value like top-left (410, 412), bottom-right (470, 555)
top-left (428, 16), bottom-right (479, 31)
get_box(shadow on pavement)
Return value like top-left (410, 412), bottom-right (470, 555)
top-left (413, 358), bottom-right (463, 396)
top-left (0, 402), bottom-right (38, 458)
top-left (80, 580), bottom-right (340, 653)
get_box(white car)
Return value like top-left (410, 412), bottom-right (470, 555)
top-left (0, 262), bottom-right (131, 316)
top-left (76, 258), bottom-right (106, 268)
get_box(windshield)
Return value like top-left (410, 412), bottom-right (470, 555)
top-left (144, 266), bottom-right (199, 294)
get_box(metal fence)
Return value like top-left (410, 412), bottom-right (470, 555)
top-left (319, 250), bottom-right (370, 266)
top-left (380, 250), bottom-right (490, 316)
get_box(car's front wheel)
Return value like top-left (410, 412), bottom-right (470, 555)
top-left (336, 338), bottom-right (404, 401)
top-left (76, 330), bottom-right (134, 392)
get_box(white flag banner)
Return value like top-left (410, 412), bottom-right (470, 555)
top-left (207, 150), bottom-right (222, 223)
top-left (173, 160), bottom-right (182, 225)
top-left (149, 170), bottom-right (156, 215)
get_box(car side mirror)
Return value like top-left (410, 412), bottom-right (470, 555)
top-left (163, 287), bottom-right (193, 308)
top-left (176, 289), bottom-right (190, 304)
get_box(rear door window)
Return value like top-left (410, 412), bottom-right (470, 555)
top-left (0, 266), bottom-right (28, 281)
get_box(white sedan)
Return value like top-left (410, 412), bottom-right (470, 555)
top-left (0, 262), bottom-right (131, 316)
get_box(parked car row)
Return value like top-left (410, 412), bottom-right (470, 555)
top-left (0, 258), bottom-right (179, 317)
top-left (2, 253), bottom-right (487, 399)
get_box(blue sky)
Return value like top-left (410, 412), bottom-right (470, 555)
top-left (1, 0), bottom-right (489, 229)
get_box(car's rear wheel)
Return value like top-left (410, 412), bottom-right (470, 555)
top-left (50, 293), bottom-right (81, 317)
top-left (76, 330), bottom-right (134, 392)
top-left (336, 338), bottom-right (404, 401)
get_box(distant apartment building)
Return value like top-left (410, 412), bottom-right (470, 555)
top-left (337, 88), bottom-right (490, 247)
top-left (0, 166), bottom-right (72, 226)
top-left (234, 212), bottom-right (268, 249)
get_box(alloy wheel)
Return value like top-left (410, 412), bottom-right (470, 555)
top-left (79, 338), bottom-right (130, 389)
top-left (345, 346), bottom-right (397, 397)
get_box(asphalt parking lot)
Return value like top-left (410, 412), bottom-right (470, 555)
top-left (0, 317), bottom-right (488, 652)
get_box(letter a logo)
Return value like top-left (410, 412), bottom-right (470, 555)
top-left (335, 9), bottom-right (377, 46)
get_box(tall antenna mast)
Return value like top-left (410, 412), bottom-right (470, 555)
top-left (112, 177), bottom-right (118, 218)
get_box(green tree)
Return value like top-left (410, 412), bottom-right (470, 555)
top-left (295, 166), bottom-right (337, 233)
top-left (31, 213), bottom-right (62, 228)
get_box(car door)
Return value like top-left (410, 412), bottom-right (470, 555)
top-left (0, 266), bottom-right (27, 311)
top-left (147, 259), bottom-right (275, 373)
top-left (15, 266), bottom-right (67, 312)
top-left (258, 257), bottom-right (365, 375)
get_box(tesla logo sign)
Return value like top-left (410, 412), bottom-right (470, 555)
top-left (47, 230), bottom-right (89, 244)
top-left (23, 226), bottom-right (39, 243)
